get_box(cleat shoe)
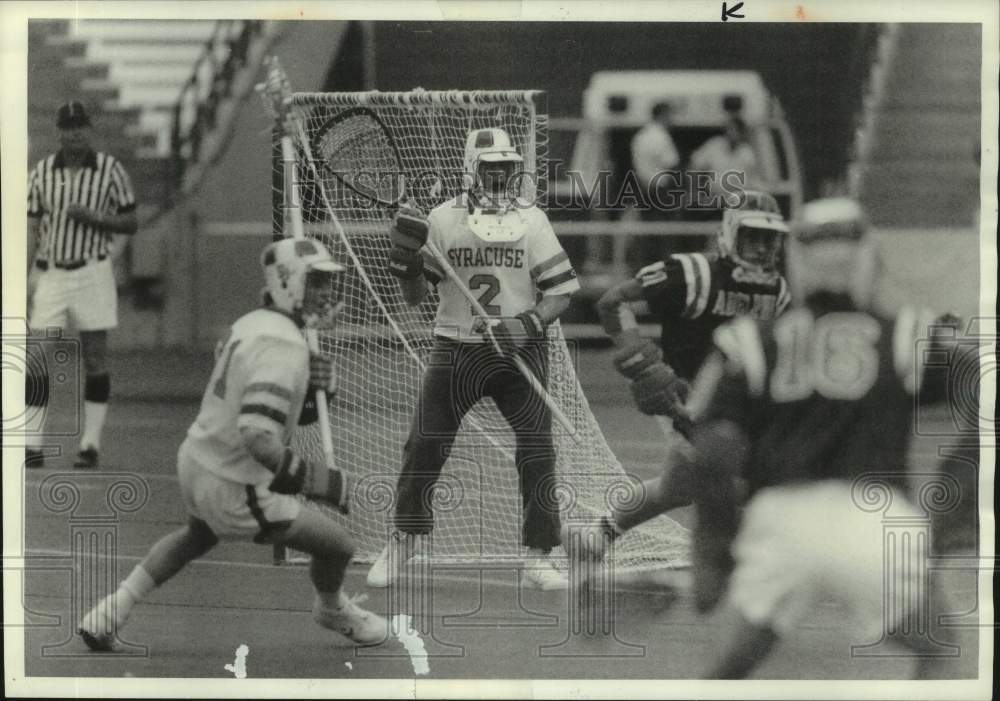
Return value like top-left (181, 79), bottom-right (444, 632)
top-left (25, 448), bottom-right (45, 469)
top-left (79, 593), bottom-right (125, 652)
top-left (314, 592), bottom-right (389, 647)
top-left (524, 551), bottom-right (569, 591)
top-left (366, 532), bottom-right (421, 588)
top-left (74, 447), bottom-right (99, 469)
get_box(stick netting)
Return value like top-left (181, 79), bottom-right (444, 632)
top-left (274, 89), bottom-right (690, 570)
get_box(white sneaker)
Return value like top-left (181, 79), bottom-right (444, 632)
top-left (366, 532), bottom-right (421, 588)
top-left (524, 550), bottom-right (569, 591)
top-left (79, 592), bottom-right (130, 652)
top-left (313, 592), bottom-right (388, 647)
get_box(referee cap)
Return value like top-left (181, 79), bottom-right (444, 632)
top-left (56, 100), bottom-right (91, 129)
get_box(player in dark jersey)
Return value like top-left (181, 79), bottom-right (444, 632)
top-left (574, 191), bottom-right (790, 550)
top-left (684, 197), bottom-right (962, 678)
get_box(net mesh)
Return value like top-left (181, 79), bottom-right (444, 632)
top-left (274, 89), bottom-right (690, 571)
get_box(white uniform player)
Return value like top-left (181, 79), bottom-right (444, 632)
top-left (79, 238), bottom-right (388, 651)
top-left (421, 191), bottom-right (579, 340)
top-left (177, 307), bottom-right (311, 535)
top-left (370, 128), bottom-right (579, 591)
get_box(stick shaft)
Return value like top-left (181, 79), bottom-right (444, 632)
top-left (281, 134), bottom-right (337, 468)
top-left (423, 239), bottom-right (580, 443)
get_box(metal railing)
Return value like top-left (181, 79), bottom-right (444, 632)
top-left (846, 24), bottom-right (902, 197)
top-left (169, 20), bottom-right (267, 184)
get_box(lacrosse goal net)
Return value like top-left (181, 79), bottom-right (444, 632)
top-left (274, 89), bottom-right (690, 571)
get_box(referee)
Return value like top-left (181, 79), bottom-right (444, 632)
top-left (25, 101), bottom-right (138, 469)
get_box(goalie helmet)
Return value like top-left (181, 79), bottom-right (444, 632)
top-left (463, 128), bottom-right (528, 242)
top-left (463, 128), bottom-right (523, 198)
top-left (718, 190), bottom-right (789, 279)
top-left (787, 197), bottom-right (879, 308)
top-left (261, 238), bottom-right (346, 328)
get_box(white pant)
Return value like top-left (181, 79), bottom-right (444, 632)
top-left (177, 445), bottom-right (301, 542)
top-left (29, 258), bottom-right (117, 332)
top-left (728, 480), bottom-right (925, 638)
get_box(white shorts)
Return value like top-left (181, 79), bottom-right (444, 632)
top-left (177, 446), bottom-right (301, 543)
top-left (728, 480), bottom-right (924, 638)
top-left (29, 258), bottom-right (118, 332)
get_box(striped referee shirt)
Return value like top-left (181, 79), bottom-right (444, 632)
top-left (27, 149), bottom-right (136, 264)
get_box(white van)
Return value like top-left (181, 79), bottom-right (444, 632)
top-left (553, 69), bottom-right (803, 221)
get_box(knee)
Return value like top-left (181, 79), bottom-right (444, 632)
top-left (186, 518), bottom-right (219, 552)
top-left (84, 372), bottom-right (111, 403)
top-left (316, 540), bottom-right (354, 564)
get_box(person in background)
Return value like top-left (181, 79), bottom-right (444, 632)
top-left (689, 115), bottom-right (763, 215)
top-left (630, 102), bottom-right (682, 262)
top-left (25, 101), bottom-right (138, 469)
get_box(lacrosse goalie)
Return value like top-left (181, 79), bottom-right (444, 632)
top-left (368, 127), bottom-right (580, 591)
top-left (79, 237), bottom-right (388, 650)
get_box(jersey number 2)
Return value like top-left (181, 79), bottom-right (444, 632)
top-left (770, 311), bottom-right (881, 402)
top-left (469, 274), bottom-right (502, 316)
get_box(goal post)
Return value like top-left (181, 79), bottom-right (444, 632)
top-left (271, 87), bottom-right (690, 571)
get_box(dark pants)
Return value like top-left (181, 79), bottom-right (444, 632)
top-left (393, 336), bottom-right (560, 550)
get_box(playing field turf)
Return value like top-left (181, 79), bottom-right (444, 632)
top-left (16, 348), bottom-right (981, 679)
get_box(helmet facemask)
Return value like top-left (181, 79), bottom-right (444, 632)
top-left (476, 160), bottom-right (521, 206)
top-left (300, 264), bottom-right (345, 329)
top-left (261, 238), bottom-right (345, 328)
top-left (463, 128), bottom-right (524, 210)
top-left (719, 212), bottom-right (788, 283)
top-left (734, 223), bottom-right (784, 273)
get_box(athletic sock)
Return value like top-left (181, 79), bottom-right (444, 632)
top-left (123, 566), bottom-right (155, 597)
top-left (81, 373), bottom-right (110, 450)
top-left (81, 401), bottom-right (108, 451)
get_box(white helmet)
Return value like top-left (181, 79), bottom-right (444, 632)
top-left (718, 190), bottom-right (789, 278)
top-left (261, 238), bottom-right (346, 327)
top-left (787, 197), bottom-right (879, 308)
top-left (463, 128), bottom-right (523, 196)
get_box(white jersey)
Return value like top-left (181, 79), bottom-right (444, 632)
top-left (181, 308), bottom-right (310, 486)
top-left (420, 194), bottom-right (580, 341)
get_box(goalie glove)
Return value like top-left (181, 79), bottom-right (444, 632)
top-left (269, 448), bottom-right (350, 514)
top-left (475, 310), bottom-right (546, 355)
top-left (388, 206), bottom-right (430, 280)
top-left (308, 352), bottom-right (338, 396)
top-left (614, 340), bottom-right (690, 417)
